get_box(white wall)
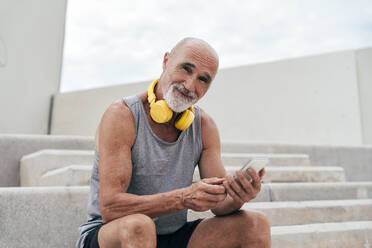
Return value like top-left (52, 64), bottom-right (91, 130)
top-left (355, 48), bottom-right (372, 145)
top-left (51, 48), bottom-right (372, 145)
top-left (198, 50), bottom-right (363, 145)
top-left (0, 0), bottom-right (67, 134)
top-left (51, 81), bottom-right (149, 136)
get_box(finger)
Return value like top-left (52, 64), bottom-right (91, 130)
top-left (236, 171), bottom-right (254, 193)
top-left (223, 181), bottom-right (244, 205)
top-left (202, 177), bottom-right (226, 185)
top-left (212, 192), bottom-right (227, 202)
top-left (190, 200), bottom-right (211, 212)
top-left (247, 168), bottom-right (261, 190)
top-left (226, 174), bottom-right (246, 199)
top-left (235, 171), bottom-right (256, 202)
top-left (197, 191), bottom-right (227, 203)
top-left (202, 182), bottom-right (226, 194)
top-left (247, 168), bottom-right (260, 184)
top-left (258, 168), bottom-right (265, 179)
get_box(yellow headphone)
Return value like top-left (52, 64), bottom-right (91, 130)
top-left (147, 79), bottom-right (195, 131)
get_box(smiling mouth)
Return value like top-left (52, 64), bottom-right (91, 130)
top-left (176, 87), bottom-right (192, 99)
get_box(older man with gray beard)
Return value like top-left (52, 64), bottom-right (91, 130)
top-left (76, 37), bottom-right (271, 248)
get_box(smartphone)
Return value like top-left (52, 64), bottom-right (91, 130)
top-left (232, 157), bottom-right (269, 183)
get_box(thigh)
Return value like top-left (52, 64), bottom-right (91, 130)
top-left (97, 214), bottom-right (156, 248)
top-left (187, 210), bottom-right (261, 248)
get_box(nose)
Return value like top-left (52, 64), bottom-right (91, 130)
top-left (182, 77), bottom-right (196, 93)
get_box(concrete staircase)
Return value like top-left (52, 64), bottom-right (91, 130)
top-left (20, 149), bottom-right (94, 186)
top-left (20, 150), bottom-right (346, 186)
top-left (1, 134), bottom-right (372, 247)
top-left (191, 153), bottom-right (372, 247)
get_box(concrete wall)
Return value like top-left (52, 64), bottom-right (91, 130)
top-left (0, 0), bottom-right (67, 134)
top-left (51, 48), bottom-right (372, 145)
top-left (51, 80), bottom-right (149, 136)
top-left (198, 50), bottom-right (363, 145)
top-left (355, 48), bottom-right (372, 145)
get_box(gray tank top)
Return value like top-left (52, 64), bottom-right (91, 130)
top-left (76, 94), bottom-right (203, 248)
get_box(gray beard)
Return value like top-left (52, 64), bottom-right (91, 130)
top-left (164, 84), bottom-right (197, 113)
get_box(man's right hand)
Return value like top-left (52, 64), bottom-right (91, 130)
top-left (181, 177), bottom-right (227, 211)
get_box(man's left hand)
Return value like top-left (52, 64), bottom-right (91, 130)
top-left (223, 168), bottom-right (265, 205)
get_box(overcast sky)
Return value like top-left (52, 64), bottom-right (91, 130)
top-left (60, 0), bottom-right (372, 92)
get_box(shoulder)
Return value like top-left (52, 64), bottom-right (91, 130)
top-left (199, 107), bottom-right (220, 149)
top-left (96, 99), bottom-right (136, 151)
top-left (103, 99), bottom-right (134, 122)
top-left (199, 107), bottom-right (218, 132)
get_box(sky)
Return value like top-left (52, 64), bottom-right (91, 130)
top-left (60, 0), bottom-right (372, 92)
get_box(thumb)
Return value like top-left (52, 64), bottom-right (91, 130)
top-left (258, 168), bottom-right (265, 179)
top-left (202, 177), bottom-right (226, 185)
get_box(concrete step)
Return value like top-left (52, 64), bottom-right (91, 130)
top-left (0, 134), bottom-right (94, 187)
top-left (20, 149), bottom-right (94, 186)
top-left (207, 182), bottom-right (372, 203)
top-left (271, 221), bottom-right (372, 248)
top-left (193, 166), bottom-right (346, 183)
top-left (267, 182), bottom-right (372, 202)
top-left (29, 164), bottom-right (372, 200)
top-left (0, 186), bottom-right (89, 248)
top-left (1, 186), bottom-right (371, 248)
top-left (188, 199), bottom-right (372, 226)
top-left (222, 153), bottom-right (311, 167)
top-left (40, 165), bottom-right (92, 186)
top-left (262, 166), bottom-right (345, 182)
top-left (219, 142), bottom-right (372, 182)
top-left (33, 164), bottom-right (345, 187)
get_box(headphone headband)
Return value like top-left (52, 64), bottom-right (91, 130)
top-left (147, 79), bottom-right (158, 104)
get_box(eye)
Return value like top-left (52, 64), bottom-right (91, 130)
top-left (183, 65), bottom-right (192, 73)
top-left (198, 76), bottom-right (208, 83)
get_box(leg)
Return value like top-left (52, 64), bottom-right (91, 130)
top-left (187, 210), bottom-right (271, 248)
top-left (97, 214), bottom-right (157, 248)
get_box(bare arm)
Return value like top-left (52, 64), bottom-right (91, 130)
top-left (98, 101), bottom-right (184, 223)
top-left (198, 109), bottom-right (242, 216)
top-left (98, 101), bottom-right (226, 224)
top-left (198, 109), bottom-right (265, 216)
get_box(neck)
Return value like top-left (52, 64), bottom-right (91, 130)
top-left (169, 111), bottom-right (183, 125)
top-left (154, 79), bottom-right (164, 101)
top-left (142, 92), bottom-right (182, 128)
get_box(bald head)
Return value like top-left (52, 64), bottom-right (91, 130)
top-left (158, 37), bottom-right (219, 106)
top-left (169, 37), bottom-right (219, 68)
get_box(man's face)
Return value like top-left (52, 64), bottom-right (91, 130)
top-left (160, 44), bottom-right (219, 113)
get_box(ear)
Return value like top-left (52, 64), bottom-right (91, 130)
top-left (162, 52), bottom-right (170, 71)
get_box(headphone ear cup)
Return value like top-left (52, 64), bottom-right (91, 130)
top-left (150, 100), bottom-right (173, 123)
top-left (175, 109), bottom-right (195, 131)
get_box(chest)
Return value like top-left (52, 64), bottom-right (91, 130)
top-left (143, 107), bottom-right (182, 143)
top-left (148, 119), bottom-right (182, 143)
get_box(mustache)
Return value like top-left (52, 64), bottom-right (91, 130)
top-left (173, 83), bottom-right (197, 100)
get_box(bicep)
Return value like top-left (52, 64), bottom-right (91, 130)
top-left (198, 109), bottom-right (226, 179)
top-left (98, 102), bottom-right (136, 208)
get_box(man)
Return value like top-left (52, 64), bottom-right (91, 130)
top-left (77, 37), bottom-right (271, 248)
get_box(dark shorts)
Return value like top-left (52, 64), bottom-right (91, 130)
top-left (84, 219), bottom-right (203, 248)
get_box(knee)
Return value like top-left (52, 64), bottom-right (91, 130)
top-left (237, 210), bottom-right (271, 245)
top-left (117, 214), bottom-right (156, 241)
top-left (238, 210), bottom-right (270, 231)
